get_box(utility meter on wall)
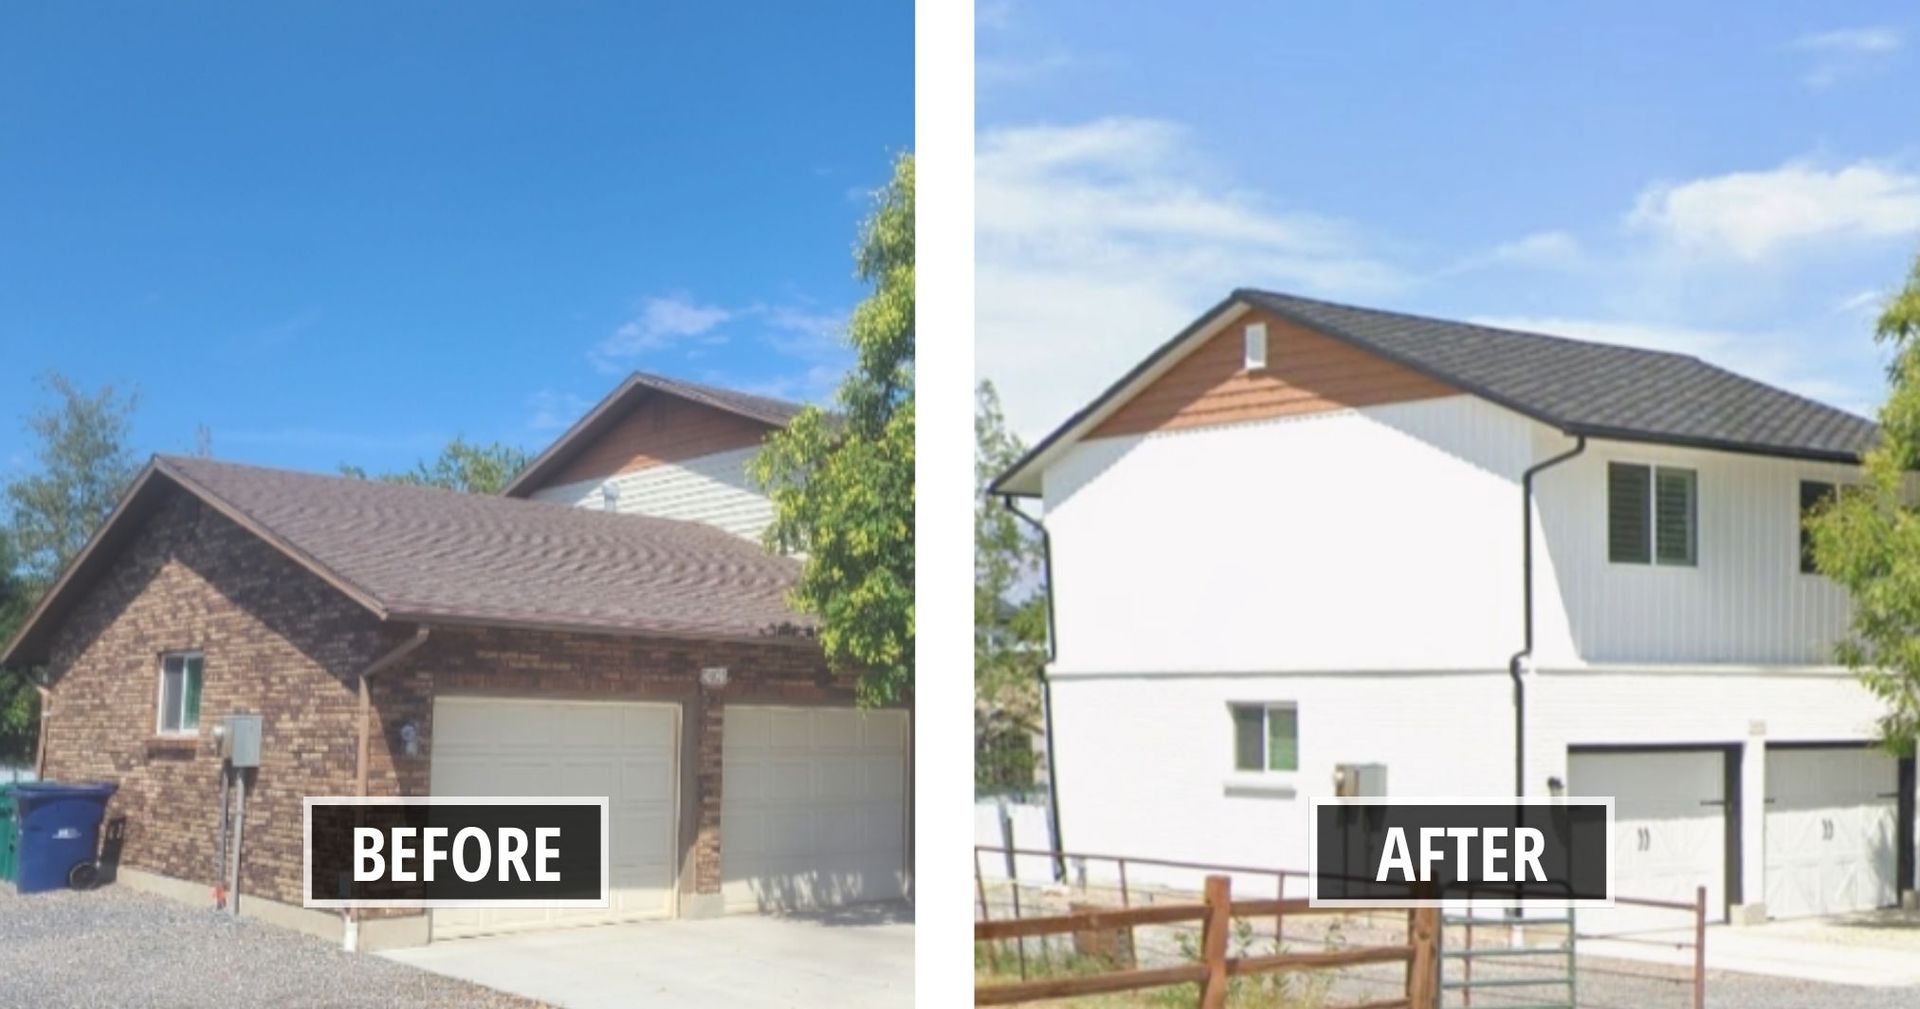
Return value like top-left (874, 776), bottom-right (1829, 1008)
top-left (219, 714), bottom-right (263, 768)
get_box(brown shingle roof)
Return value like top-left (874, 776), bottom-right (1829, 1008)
top-left (2, 455), bottom-right (811, 666)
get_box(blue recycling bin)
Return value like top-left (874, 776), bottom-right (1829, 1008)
top-left (12, 782), bottom-right (118, 894)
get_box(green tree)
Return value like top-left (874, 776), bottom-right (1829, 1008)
top-left (341, 437), bottom-right (530, 494)
top-left (0, 529), bottom-right (36, 765)
top-left (752, 153), bottom-right (914, 705)
top-left (1809, 251), bottom-right (1920, 753)
top-left (975, 381), bottom-right (1047, 791)
top-left (0, 373), bottom-right (141, 766)
top-left (5, 374), bottom-right (141, 586)
top-left (974, 383), bottom-right (1044, 714)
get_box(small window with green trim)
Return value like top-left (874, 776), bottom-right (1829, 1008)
top-left (157, 652), bottom-right (203, 736)
top-left (1231, 703), bottom-right (1298, 773)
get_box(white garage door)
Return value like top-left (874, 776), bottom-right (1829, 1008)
top-left (1765, 746), bottom-right (1897, 919)
top-left (429, 697), bottom-right (679, 939)
top-left (721, 705), bottom-right (908, 912)
top-left (1570, 750), bottom-right (1726, 936)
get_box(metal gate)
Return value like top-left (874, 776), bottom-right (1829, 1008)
top-left (1437, 911), bottom-right (1576, 1008)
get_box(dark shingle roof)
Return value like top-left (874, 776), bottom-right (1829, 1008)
top-left (502, 372), bottom-right (804, 498)
top-left (1238, 289), bottom-right (1877, 463)
top-left (993, 290), bottom-right (1878, 496)
top-left (626, 372), bottom-right (805, 428)
top-left (2, 455), bottom-right (810, 666)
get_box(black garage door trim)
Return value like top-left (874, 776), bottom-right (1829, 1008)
top-left (1568, 743), bottom-right (1742, 913)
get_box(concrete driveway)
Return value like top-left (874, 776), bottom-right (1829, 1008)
top-left (1583, 908), bottom-right (1920, 988)
top-left (380, 903), bottom-right (913, 1009)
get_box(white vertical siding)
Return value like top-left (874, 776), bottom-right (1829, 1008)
top-left (1042, 395), bottom-right (1537, 674)
top-left (531, 445), bottom-right (775, 541)
top-left (1530, 441), bottom-right (1857, 666)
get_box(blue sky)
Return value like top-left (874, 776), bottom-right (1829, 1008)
top-left (0, 3), bottom-right (910, 477)
top-left (977, 2), bottom-right (1920, 441)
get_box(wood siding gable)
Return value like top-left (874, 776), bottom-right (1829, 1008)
top-left (543, 394), bottom-right (775, 489)
top-left (1090, 309), bottom-right (1459, 439)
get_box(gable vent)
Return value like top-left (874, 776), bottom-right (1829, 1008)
top-left (1243, 322), bottom-right (1268, 371)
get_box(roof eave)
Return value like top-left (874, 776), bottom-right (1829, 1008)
top-left (501, 375), bottom-right (646, 498)
top-left (990, 294), bottom-right (1251, 498)
top-left (383, 604), bottom-right (821, 650)
top-left (0, 459), bottom-right (394, 671)
top-left (1565, 424), bottom-right (1868, 466)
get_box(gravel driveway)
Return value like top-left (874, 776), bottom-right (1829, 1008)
top-left (0, 884), bottom-right (543, 1009)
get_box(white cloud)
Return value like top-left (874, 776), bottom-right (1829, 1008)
top-left (1444, 231), bottom-right (1584, 276)
top-left (1833, 288), bottom-right (1887, 316)
top-left (977, 117), bottom-right (1406, 439)
top-left (1793, 27), bottom-right (1903, 53)
top-left (1473, 315), bottom-right (1874, 416)
top-left (762, 306), bottom-right (848, 360)
top-left (591, 294), bottom-right (733, 369)
top-left (1626, 160), bottom-right (1920, 261)
top-left (1791, 27), bottom-right (1904, 89)
top-left (526, 389), bottom-right (594, 432)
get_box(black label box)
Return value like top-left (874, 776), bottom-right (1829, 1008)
top-left (1309, 798), bottom-right (1613, 908)
top-left (303, 797), bottom-right (609, 909)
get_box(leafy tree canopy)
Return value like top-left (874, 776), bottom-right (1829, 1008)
top-left (341, 437), bottom-right (530, 495)
top-left (752, 153), bottom-right (914, 705)
top-left (5, 373), bottom-right (141, 587)
top-left (975, 380), bottom-right (1045, 729)
top-left (1809, 251), bottom-right (1920, 754)
top-left (1, 373), bottom-right (141, 765)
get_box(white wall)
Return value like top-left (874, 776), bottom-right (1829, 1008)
top-left (1042, 396), bottom-right (1537, 674)
top-left (1046, 670), bottom-right (1514, 886)
top-left (1050, 667), bottom-right (1894, 896)
top-left (532, 446), bottom-right (775, 541)
top-left (973, 799), bottom-right (1057, 884)
top-left (1529, 439), bottom-right (1858, 666)
top-left (1041, 395), bottom-right (1863, 672)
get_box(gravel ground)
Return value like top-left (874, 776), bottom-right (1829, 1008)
top-left (0, 884), bottom-right (546, 1009)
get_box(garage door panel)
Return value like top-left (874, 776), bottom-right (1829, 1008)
top-left (721, 706), bottom-right (908, 913)
top-left (430, 697), bottom-right (679, 941)
top-left (770, 760), bottom-right (813, 796)
top-left (769, 710), bottom-right (813, 747)
top-left (1764, 747), bottom-right (1896, 919)
top-left (1570, 750), bottom-right (1726, 937)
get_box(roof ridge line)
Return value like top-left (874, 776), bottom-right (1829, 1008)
top-left (1233, 287), bottom-right (1706, 363)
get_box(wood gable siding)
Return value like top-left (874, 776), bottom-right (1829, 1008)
top-left (1090, 309), bottom-right (1459, 438)
top-left (545, 393), bottom-right (774, 488)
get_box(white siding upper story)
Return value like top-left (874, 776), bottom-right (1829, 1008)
top-left (1041, 393), bottom-right (1863, 674)
top-left (531, 445), bottom-right (775, 542)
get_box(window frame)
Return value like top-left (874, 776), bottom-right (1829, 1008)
top-left (1607, 461), bottom-right (1698, 568)
top-left (1799, 479), bottom-right (1837, 575)
top-left (155, 651), bottom-right (204, 737)
top-left (1230, 702), bottom-right (1299, 774)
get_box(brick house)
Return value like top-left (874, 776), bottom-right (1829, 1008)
top-left (0, 375), bottom-right (910, 949)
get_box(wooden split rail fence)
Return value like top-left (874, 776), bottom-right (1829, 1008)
top-left (975, 874), bottom-right (1441, 1009)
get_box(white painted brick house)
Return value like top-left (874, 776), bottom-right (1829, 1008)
top-left (993, 289), bottom-right (1915, 926)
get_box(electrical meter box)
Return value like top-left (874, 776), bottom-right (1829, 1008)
top-left (1333, 763), bottom-right (1387, 797)
top-left (220, 714), bottom-right (263, 768)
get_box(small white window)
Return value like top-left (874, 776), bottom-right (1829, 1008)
top-left (1243, 322), bottom-right (1268, 370)
top-left (1231, 703), bottom-right (1297, 772)
top-left (157, 652), bottom-right (204, 736)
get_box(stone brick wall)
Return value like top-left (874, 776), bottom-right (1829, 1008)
top-left (39, 481), bottom-right (859, 908)
top-left (41, 489), bottom-right (388, 907)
